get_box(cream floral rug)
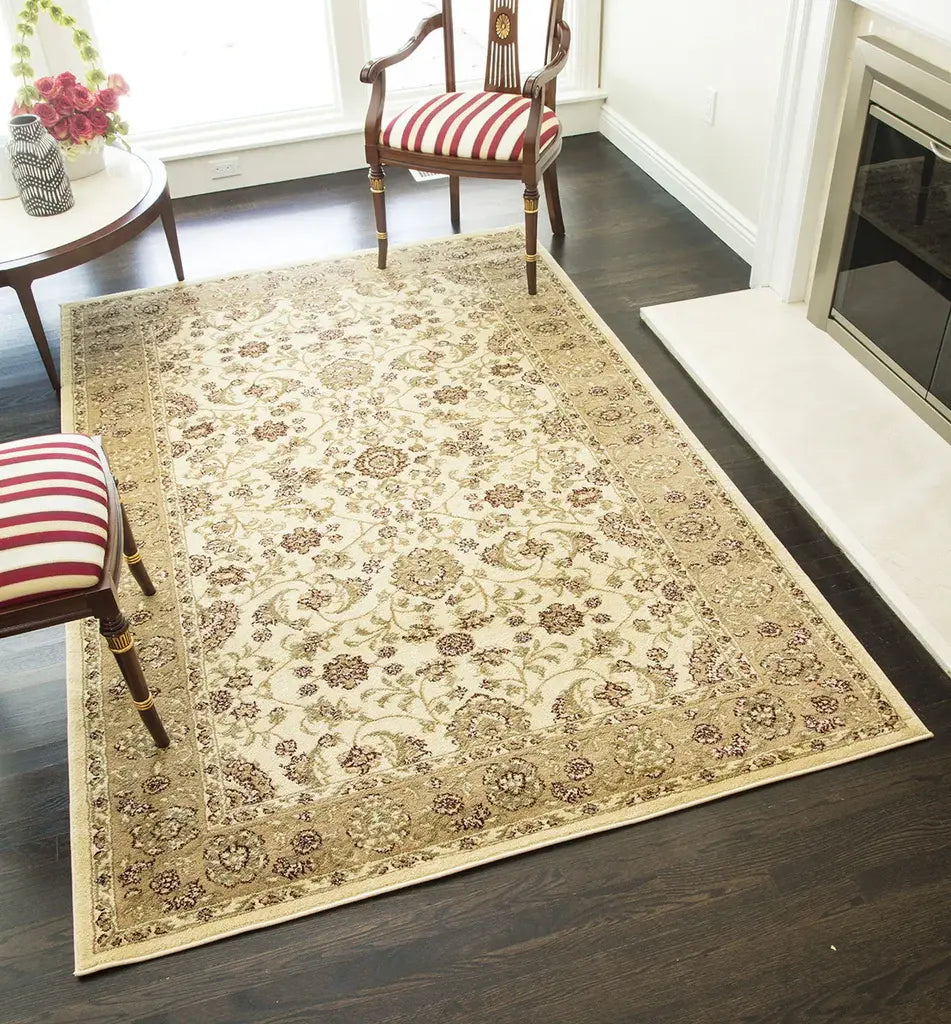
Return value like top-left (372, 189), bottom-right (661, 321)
top-left (61, 228), bottom-right (930, 973)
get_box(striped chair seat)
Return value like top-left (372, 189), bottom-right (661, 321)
top-left (381, 90), bottom-right (561, 162)
top-left (0, 434), bottom-right (110, 608)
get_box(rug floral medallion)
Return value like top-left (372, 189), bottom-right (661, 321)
top-left (61, 229), bottom-right (929, 972)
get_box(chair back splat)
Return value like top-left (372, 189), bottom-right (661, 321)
top-left (485, 0), bottom-right (521, 95)
top-left (436, 2), bottom-right (567, 100)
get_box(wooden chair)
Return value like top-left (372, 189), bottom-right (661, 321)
top-left (361, 0), bottom-right (571, 294)
top-left (0, 434), bottom-right (169, 747)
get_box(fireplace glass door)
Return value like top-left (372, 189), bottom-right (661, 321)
top-left (831, 103), bottom-right (951, 416)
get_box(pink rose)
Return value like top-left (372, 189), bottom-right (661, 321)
top-left (69, 84), bottom-right (95, 111)
top-left (95, 87), bottom-right (119, 112)
top-left (35, 76), bottom-right (60, 99)
top-left (49, 117), bottom-right (71, 141)
top-left (33, 101), bottom-right (58, 128)
top-left (53, 96), bottom-right (73, 116)
top-left (68, 113), bottom-right (94, 142)
top-left (106, 73), bottom-right (130, 96)
top-left (87, 108), bottom-right (109, 135)
top-left (56, 71), bottom-right (77, 87)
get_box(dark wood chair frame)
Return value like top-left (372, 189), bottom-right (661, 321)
top-left (361, 0), bottom-right (570, 294)
top-left (0, 439), bottom-right (170, 747)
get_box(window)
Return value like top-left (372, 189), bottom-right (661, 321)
top-left (0, 0), bottom-right (599, 157)
top-left (85, 0), bottom-right (338, 133)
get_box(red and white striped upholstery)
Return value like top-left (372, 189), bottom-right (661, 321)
top-left (0, 434), bottom-right (110, 608)
top-left (381, 91), bottom-right (560, 162)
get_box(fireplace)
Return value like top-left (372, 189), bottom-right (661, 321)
top-left (639, 19), bottom-right (951, 674)
top-left (808, 37), bottom-right (951, 440)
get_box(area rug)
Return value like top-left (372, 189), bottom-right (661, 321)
top-left (61, 228), bottom-right (931, 974)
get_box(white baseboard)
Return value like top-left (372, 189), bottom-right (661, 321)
top-left (163, 93), bottom-right (606, 199)
top-left (598, 105), bottom-right (757, 265)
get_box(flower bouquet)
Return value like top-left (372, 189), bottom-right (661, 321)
top-left (9, 0), bottom-right (130, 177)
top-left (21, 70), bottom-right (129, 159)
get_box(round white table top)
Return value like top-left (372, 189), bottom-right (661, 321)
top-left (0, 146), bottom-right (155, 266)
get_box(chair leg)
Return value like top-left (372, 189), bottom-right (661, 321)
top-left (369, 166), bottom-right (388, 269)
top-left (524, 186), bottom-right (540, 295)
top-left (543, 164), bottom-right (566, 236)
top-left (120, 501), bottom-right (156, 597)
top-left (449, 175), bottom-right (460, 229)
top-left (96, 587), bottom-right (170, 748)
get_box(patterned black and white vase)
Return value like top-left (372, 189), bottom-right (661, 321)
top-left (8, 114), bottom-right (74, 216)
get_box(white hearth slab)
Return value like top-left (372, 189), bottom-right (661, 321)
top-left (641, 287), bottom-right (951, 674)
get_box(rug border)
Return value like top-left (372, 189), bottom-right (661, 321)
top-left (59, 231), bottom-right (932, 976)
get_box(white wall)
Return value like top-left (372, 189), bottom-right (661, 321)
top-left (598, 0), bottom-right (794, 263)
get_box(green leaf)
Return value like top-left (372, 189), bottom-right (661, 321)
top-left (79, 44), bottom-right (99, 62)
top-left (47, 5), bottom-right (64, 19)
top-left (12, 61), bottom-right (33, 77)
top-left (11, 42), bottom-right (30, 57)
top-left (16, 23), bottom-right (35, 37)
top-left (72, 29), bottom-right (90, 43)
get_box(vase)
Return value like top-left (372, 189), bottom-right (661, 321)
top-left (0, 136), bottom-right (18, 200)
top-left (8, 114), bottom-right (74, 216)
top-left (64, 139), bottom-right (106, 181)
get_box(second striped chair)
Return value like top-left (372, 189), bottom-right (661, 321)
top-left (0, 434), bottom-right (170, 747)
top-left (360, 0), bottom-right (571, 295)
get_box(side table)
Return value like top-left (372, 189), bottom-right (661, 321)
top-left (0, 146), bottom-right (184, 392)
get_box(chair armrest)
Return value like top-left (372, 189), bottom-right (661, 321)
top-left (522, 21), bottom-right (571, 100)
top-left (521, 22), bottom-right (571, 167)
top-left (360, 13), bottom-right (444, 84)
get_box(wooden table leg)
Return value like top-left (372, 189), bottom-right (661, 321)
top-left (12, 279), bottom-right (60, 392)
top-left (159, 187), bottom-right (185, 282)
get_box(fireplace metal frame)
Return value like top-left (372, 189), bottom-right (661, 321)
top-left (808, 36), bottom-right (951, 442)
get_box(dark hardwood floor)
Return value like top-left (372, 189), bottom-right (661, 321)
top-left (1, 135), bottom-right (949, 1023)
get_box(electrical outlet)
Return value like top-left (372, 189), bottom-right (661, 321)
top-left (703, 87), bottom-right (718, 126)
top-left (209, 157), bottom-right (241, 179)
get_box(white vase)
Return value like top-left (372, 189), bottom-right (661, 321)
top-left (64, 140), bottom-right (106, 181)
